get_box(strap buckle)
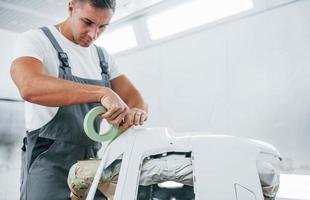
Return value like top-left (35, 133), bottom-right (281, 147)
top-left (100, 61), bottom-right (109, 74)
top-left (58, 52), bottom-right (69, 67)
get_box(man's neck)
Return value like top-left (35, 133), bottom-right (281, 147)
top-left (57, 21), bottom-right (76, 44)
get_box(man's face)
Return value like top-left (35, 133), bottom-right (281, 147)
top-left (69, 1), bottom-right (113, 47)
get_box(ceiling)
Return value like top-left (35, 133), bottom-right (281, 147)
top-left (0, 0), bottom-right (164, 33)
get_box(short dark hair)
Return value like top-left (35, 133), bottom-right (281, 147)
top-left (73, 0), bottom-right (116, 11)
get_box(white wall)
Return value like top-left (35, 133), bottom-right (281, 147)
top-left (0, 1), bottom-right (308, 199)
top-left (115, 0), bottom-right (310, 173)
top-left (0, 29), bottom-right (20, 99)
top-left (0, 29), bottom-right (23, 200)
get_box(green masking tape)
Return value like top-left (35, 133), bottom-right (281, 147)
top-left (83, 106), bottom-right (119, 142)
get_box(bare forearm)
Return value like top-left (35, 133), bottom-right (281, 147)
top-left (19, 74), bottom-right (105, 107)
top-left (111, 75), bottom-right (148, 113)
top-left (11, 57), bottom-right (108, 106)
top-left (126, 91), bottom-right (148, 113)
top-left (11, 57), bottom-right (130, 125)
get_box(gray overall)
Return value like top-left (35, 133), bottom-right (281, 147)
top-left (20, 27), bottom-right (110, 200)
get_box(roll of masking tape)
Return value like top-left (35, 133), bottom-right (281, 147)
top-left (84, 106), bottom-right (119, 142)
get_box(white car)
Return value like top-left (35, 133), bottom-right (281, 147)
top-left (68, 127), bottom-right (282, 200)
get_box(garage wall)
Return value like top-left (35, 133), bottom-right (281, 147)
top-left (115, 0), bottom-right (310, 174)
top-left (0, 1), bottom-right (308, 199)
top-left (0, 29), bottom-right (24, 200)
top-left (0, 29), bottom-right (20, 99)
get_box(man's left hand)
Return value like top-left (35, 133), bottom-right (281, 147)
top-left (118, 108), bottom-right (148, 133)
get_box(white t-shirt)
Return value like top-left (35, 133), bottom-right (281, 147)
top-left (12, 25), bottom-right (122, 131)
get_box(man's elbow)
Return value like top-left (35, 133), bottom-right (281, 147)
top-left (11, 65), bottom-right (37, 102)
top-left (19, 85), bottom-right (35, 102)
top-left (11, 77), bottom-right (31, 102)
top-left (17, 79), bottom-right (38, 103)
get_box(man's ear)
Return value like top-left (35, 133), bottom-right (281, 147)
top-left (68, 1), bottom-right (74, 16)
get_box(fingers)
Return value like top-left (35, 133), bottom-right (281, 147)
top-left (140, 112), bottom-right (148, 125)
top-left (102, 106), bottom-right (129, 125)
top-left (110, 109), bottom-right (146, 133)
top-left (100, 104), bottom-right (126, 118)
top-left (118, 115), bottom-right (131, 133)
top-left (98, 89), bottom-right (147, 127)
top-left (102, 108), bottom-right (147, 126)
top-left (133, 111), bottom-right (142, 125)
top-left (99, 90), bottom-right (129, 125)
top-left (130, 109), bottom-right (147, 126)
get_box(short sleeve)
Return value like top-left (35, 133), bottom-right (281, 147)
top-left (12, 29), bottom-right (45, 63)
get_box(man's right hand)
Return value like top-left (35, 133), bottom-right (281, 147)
top-left (99, 88), bottom-right (129, 126)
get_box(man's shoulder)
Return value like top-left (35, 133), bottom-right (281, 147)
top-left (19, 27), bottom-right (50, 43)
top-left (12, 26), bottom-right (54, 62)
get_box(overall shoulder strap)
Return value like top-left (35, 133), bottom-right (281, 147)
top-left (94, 45), bottom-right (110, 76)
top-left (40, 27), bottom-right (71, 75)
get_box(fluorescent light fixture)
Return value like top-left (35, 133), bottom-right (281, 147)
top-left (158, 181), bottom-right (184, 188)
top-left (147, 0), bottom-right (253, 40)
top-left (113, 0), bottom-right (164, 22)
top-left (277, 174), bottom-right (310, 199)
top-left (95, 25), bottom-right (137, 54)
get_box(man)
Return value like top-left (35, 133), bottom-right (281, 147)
top-left (10, 0), bottom-right (147, 199)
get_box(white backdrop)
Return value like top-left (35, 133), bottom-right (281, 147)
top-left (0, 1), bottom-right (309, 199)
top-left (116, 0), bottom-right (310, 173)
top-left (0, 29), bottom-right (20, 99)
